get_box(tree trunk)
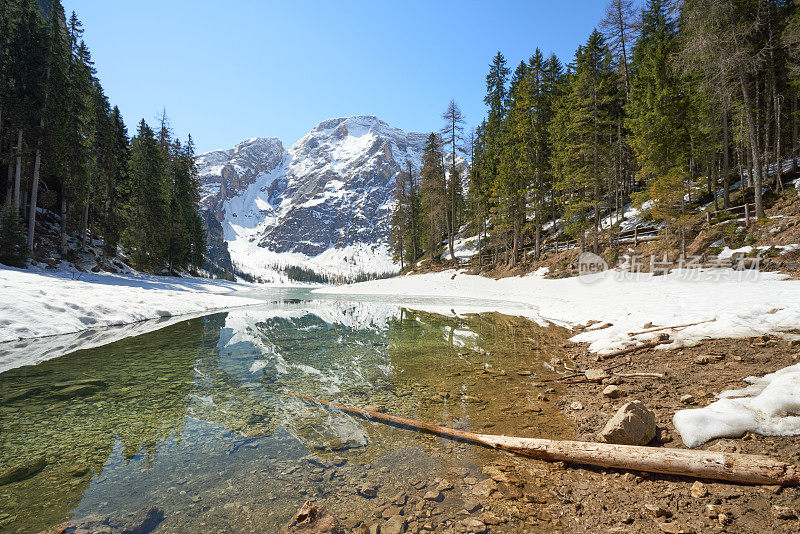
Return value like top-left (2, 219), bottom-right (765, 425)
top-left (12, 129), bottom-right (23, 215)
top-left (5, 161), bottom-right (12, 207)
top-left (722, 105), bottom-right (731, 208)
top-left (774, 83), bottom-right (783, 191)
top-left (291, 394), bottom-right (800, 486)
top-left (739, 69), bottom-right (765, 219)
top-left (792, 93), bottom-right (798, 160)
top-left (60, 193), bottom-right (67, 255)
top-left (27, 144), bottom-right (42, 251)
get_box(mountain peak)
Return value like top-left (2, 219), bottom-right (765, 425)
top-left (196, 116), bottom-right (435, 281)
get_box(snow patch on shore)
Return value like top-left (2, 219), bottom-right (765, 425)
top-left (0, 264), bottom-right (264, 345)
top-left (314, 268), bottom-right (800, 354)
top-left (674, 363), bottom-right (800, 447)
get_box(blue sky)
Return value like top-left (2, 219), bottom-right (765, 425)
top-left (63, 0), bottom-right (608, 154)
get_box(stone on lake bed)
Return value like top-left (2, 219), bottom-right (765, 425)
top-left (52, 379), bottom-right (108, 389)
top-left (0, 456), bottom-right (47, 486)
top-left (423, 489), bottom-right (444, 502)
top-left (120, 507), bottom-right (164, 534)
top-left (382, 505), bottom-right (403, 519)
top-left (463, 499), bottom-right (482, 513)
top-left (598, 400), bottom-right (656, 445)
top-left (383, 515), bottom-right (406, 534)
top-left (357, 483), bottom-right (379, 498)
top-left (51, 384), bottom-right (102, 399)
top-left (464, 518), bottom-right (488, 533)
top-left (283, 500), bottom-right (341, 534)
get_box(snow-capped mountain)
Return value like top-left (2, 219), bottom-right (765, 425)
top-left (197, 116), bottom-right (429, 281)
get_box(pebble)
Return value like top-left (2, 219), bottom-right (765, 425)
top-left (357, 483), bottom-right (379, 498)
top-left (423, 490), bottom-right (444, 502)
top-left (570, 401), bottom-right (584, 410)
top-left (656, 522), bottom-right (695, 534)
top-left (602, 385), bottom-right (625, 398)
top-left (773, 505), bottom-right (798, 519)
top-left (644, 504), bottom-right (672, 518)
top-left (679, 394), bottom-right (695, 405)
top-left (584, 368), bottom-right (609, 382)
top-left (463, 499), bottom-right (482, 513)
top-left (382, 506), bottom-right (403, 519)
top-left (690, 481), bottom-right (707, 499)
top-left (383, 515), bottom-right (406, 534)
top-left (463, 518), bottom-right (487, 533)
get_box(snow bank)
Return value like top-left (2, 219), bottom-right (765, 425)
top-left (674, 364), bottom-right (800, 447)
top-left (0, 264), bottom-right (264, 345)
top-left (314, 268), bottom-right (800, 354)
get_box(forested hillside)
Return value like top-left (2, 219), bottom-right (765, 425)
top-left (0, 0), bottom-right (205, 274)
top-left (391, 0), bottom-right (800, 272)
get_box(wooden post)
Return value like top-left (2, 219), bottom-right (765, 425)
top-left (706, 212), bottom-right (711, 226)
top-left (745, 203), bottom-right (751, 227)
top-left (634, 227), bottom-right (638, 247)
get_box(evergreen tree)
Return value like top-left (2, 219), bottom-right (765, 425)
top-left (440, 100), bottom-right (466, 260)
top-left (125, 120), bottom-right (169, 272)
top-left (498, 61), bottom-right (533, 265)
top-left (420, 133), bottom-right (446, 259)
top-left (0, 204), bottom-right (27, 266)
top-left (628, 0), bottom-right (693, 253)
top-left (551, 30), bottom-right (617, 253)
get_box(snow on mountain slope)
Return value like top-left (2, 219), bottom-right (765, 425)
top-left (196, 116), bottom-right (428, 281)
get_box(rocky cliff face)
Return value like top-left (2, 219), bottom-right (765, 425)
top-left (196, 116), bottom-right (428, 280)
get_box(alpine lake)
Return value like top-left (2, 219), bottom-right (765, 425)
top-left (0, 290), bottom-right (576, 533)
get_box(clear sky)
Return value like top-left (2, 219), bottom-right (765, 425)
top-left (63, 0), bottom-right (608, 154)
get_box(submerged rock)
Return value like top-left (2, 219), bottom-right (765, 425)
top-left (598, 400), bottom-right (656, 445)
top-left (120, 507), bottom-right (164, 534)
top-left (51, 384), bottom-right (102, 399)
top-left (0, 456), bottom-right (47, 486)
top-left (282, 500), bottom-right (341, 533)
top-left (356, 483), bottom-right (379, 498)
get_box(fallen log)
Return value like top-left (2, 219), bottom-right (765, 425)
top-left (627, 318), bottom-right (716, 337)
top-left (288, 393), bottom-right (800, 486)
top-left (614, 372), bottom-right (665, 379)
top-left (598, 340), bottom-right (671, 360)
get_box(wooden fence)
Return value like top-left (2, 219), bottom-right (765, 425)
top-left (706, 203), bottom-right (756, 227)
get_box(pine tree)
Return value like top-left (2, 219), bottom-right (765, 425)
top-left (498, 61), bottom-right (533, 266)
top-left (26, 0), bottom-right (69, 251)
top-left (0, 204), bottom-right (27, 266)
top-left (599, 0), bottom-right (640, 96)
top-left (628, 0), bottom-right (692, 253)
top-left (390, 169), bottom-right (410, 269)
top-left (125, 120), bottom-right (169, 272)
top-left (420, 133), bottom-right (446, 259)
top-left (551, 30), bottom-right (617, 253)
top-left (4, 0), bottom-right (48, 216)
top-left (440, 100), bottom-right (466, 261)
top-left (101, 106), bottom-right (129, 259)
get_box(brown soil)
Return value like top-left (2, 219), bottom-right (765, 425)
top-left (540, 334), bottom-right (800, 533)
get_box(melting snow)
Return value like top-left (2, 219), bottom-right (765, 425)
top-left (674, 363), bottom-right (800, 447)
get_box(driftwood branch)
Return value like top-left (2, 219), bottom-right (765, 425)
top-left (287, 393), bottom-right (800, 486)
top-left (598, 340), bottom-right (671, 360)
top-left (614, 372), bottom-right (665, 379)
top-left (628, 318), bottom-right (716, 337)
